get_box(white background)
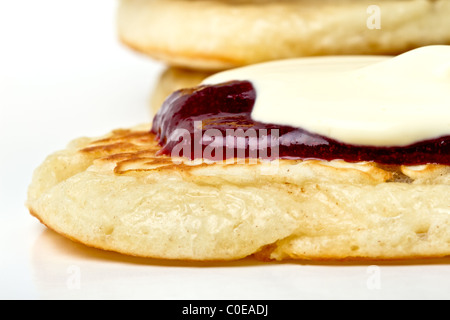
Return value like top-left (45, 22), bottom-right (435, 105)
top-left (0, 0), bottom-right (449, 300)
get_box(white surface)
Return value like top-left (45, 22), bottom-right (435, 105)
top-left (0, 0), bottom-right (449, 300)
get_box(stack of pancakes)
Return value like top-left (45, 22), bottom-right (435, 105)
top-left (117, 0), bottom-right (450, 113)
top-left (26, 0), bottom-right (450, 262)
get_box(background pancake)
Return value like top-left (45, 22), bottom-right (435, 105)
top-left (118, 0), bottom-right (450, 71)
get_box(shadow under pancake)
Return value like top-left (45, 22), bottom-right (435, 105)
top-left (32, 228), bottom-right (269, 268)
top-left (33, 227), bottom-right (450, 268)
top-left (29, 228), bottom-right (276, 299)
top-left (30, 226), bottom-right (450, 299)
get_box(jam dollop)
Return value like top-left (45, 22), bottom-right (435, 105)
top-left (151, 81), bottom-right (449, 165)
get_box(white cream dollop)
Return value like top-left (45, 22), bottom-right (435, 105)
top-left (203, 46), bottom-right (450, 147)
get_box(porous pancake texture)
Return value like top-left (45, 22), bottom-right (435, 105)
top-left (27, 126), bottom-right (450, 261)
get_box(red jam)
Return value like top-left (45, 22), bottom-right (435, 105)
top-left (151, 81), bottom-right (450, 165)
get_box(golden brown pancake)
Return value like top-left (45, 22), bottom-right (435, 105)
top-left (27, 125), bottom-right (450, 261)
top-left (118, 0), bottom-right (450, 71)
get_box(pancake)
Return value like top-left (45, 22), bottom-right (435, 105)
top-left (118, 0), bottom-right (450, 71)
top-left (27, 125), bottom-right (450, 261)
